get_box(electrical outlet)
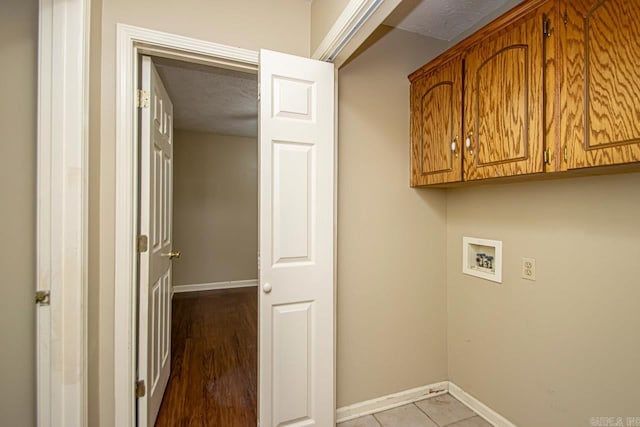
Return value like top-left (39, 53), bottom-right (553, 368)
top-left (522, 257), bottom-right (536, 281)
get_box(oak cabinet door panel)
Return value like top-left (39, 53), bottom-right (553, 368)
top-left (410, 57), bottom-right (463, 186)
top-left (464, 7), bottom-right (546, 180)
top-left (562, 0), bottom-right (640, 168)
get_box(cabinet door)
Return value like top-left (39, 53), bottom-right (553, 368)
top-left (410, 57), bottom-right (463, 186)
top-left (562, 0), bottom-right (640, 169)
top-left (463, 7), bottom-right (547, 181)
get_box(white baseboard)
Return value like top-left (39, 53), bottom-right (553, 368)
top-left (336, 382), bottom-right (449, 423)
top-left (448, 382), bottom-right (516, 427)
top-left (172, 279), bottom-right (258, 294)
top-left (336, 382), bottom-right (516, 426)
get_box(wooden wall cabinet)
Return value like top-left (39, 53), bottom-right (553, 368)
top-left (410, 57), bottom-right (463, 186)
top-left (409, 0), bottom-right (640, 187)
top-left (561, 0), bottom-right (640, 169)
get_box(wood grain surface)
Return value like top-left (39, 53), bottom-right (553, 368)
top-left (410, 56), bottom-right (463, 186)
top-left (562, 0), bottom-right (640, 169)
top-left (155, 288), bottom-right (257, 427)
top-left (544, 4), bottom-right (562, 172)
top-left (463, 3), bottom-right (550, 181)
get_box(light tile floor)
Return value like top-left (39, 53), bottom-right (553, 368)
top-left (338, 394), bottom-right (493, 427)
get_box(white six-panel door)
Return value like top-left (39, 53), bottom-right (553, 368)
top-left (138, 56), bottom-right (174, 427)
top-left (259, 49), bottom-right (335, 427)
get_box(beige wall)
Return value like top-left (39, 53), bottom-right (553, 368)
top-left (172, 130), bottom-right (258, 286)
top-left (0, 0), bottom-right (37, 424)
top-left (96, 2), bottom-right (311, 423)
top-left (446, 173), bottom-right (640, 426)
top-left (337, 26), bottom-right (449, 407)
top-left (311, 0), bottom-right (349, 55)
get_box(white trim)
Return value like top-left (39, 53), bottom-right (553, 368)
top-left (337, 382), bottom-right (517, 426)
top-left (114, 24), bottom-right (259, 427)
top-left (312, 0), bottom-right (384, 62)
top-left (37, 0), bottom-right (90, 425)
top-left (336, 382), bottom-right (449, 423)
top-left (311, 0), bottom-right (403, 68)
top-left (173, 279), bottom-right (258, 293)
top-left (449, 382), bottom-right (516, 427)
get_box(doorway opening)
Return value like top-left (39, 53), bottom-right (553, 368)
top-left (137, 55), bottom-right (259, 426)
top-left (115, 26), bottom-right (336, 427)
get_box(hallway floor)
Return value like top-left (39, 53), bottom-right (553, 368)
top-left (155, 287), bottom-right (257, 427)
top-left (154, 287), bottom-right (489, 427)
top-left (338, 394), bottom-right (492, 427)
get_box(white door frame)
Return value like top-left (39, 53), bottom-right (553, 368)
top-left (36, 0), bottom-right (90, 426)
top-left (114, 24), bottom-right (260, 427)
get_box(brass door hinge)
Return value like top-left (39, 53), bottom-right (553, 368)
top-left (136, 89), bottom-right (150, 109)
top-left (35, 290), bottom-right (50, 306)
top-left (137, 235), bottom-right (148, 253)
top-left (543, 148), bottom-right (552, 166)
top-left (135, 380), bottom-right (146, 398)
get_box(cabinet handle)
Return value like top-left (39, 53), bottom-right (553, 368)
top-left (450, 138), bottom-right (458, 158)
top-left (465, 131), bottom-right (474, 156)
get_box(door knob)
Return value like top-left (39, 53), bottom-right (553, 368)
top-left (161, 250), bottom-right (181, 260)
top-left (263, 282), bottom-right (272, 293)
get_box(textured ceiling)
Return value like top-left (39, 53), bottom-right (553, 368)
top-left (385, 0), bottom-right (513, 41)
top-left (154, 58), bottom-right (258, 138)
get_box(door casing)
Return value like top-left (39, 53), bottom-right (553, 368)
top-left (114, 25), bottom-right (260, 427)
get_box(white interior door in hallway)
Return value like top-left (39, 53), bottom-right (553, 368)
top-left (259, 49), bottom-right (336, 427)
top-left (137, 55), bottom-right (174, 427)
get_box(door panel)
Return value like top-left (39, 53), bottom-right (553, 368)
top-left (272, 141), bottom-right (314, 264)
top-left (138, 55), bottom-right (174, 427)
top-left (422, 84), bottom-right (453, 171)
top-left (563, 0), bottom-right (640, 168)
top-left (259, 49), bottom-right (335, 427)
top-left (464, 6), bottom-right (546, 180)
top-left (410, 57), bottom-right (463, 186)
top-left (475, 46), bottom-right (528, 165)
top-left (272, 302), bottom-right (313, 425)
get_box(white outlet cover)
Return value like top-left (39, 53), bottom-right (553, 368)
top-left (522, 257), bottom-right (536, 281)
top-left (462, 236), bottom-right (503, 283)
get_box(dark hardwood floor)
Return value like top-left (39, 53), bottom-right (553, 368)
top-left (155, 287), bottom-right (257, 427)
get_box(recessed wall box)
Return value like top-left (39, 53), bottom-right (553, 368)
top-left (462, 237), bottom-right (503, 283)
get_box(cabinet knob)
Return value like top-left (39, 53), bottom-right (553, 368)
top-left (465, 131), bottom-right (474, 155)
top-left (263, 282), bottom-right (272, 293)
top-left (450, 138), bottom-right (458, 157)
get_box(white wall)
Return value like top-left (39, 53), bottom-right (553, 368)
top-left (0, 0), bottom-right (38, 424)
top-left (172, 130), bottom-right (258, 287)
